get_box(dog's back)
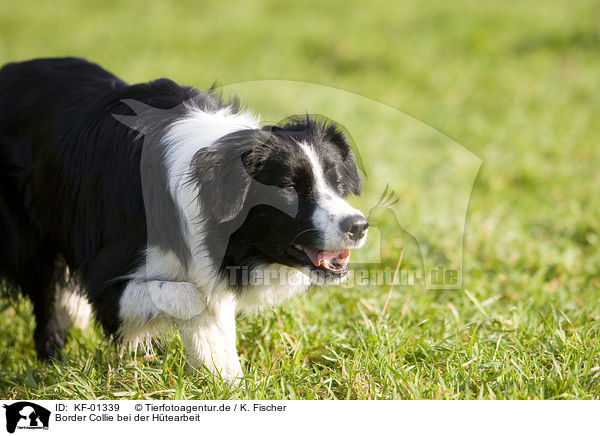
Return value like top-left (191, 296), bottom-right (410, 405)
top-left (0, 58), bottom-right (134, 358)
top-left (0, 58), bottom-right (181, 358)
top-left (0, 57), bottom-right (229, 362)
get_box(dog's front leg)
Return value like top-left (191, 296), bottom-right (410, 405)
top-left (119, 279), bottom-right (241, 382)
top-left (176, 296), bottom-right (242, 384)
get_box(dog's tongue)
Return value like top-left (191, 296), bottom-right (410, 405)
top-left (302, 247), bottom-right (350, 269)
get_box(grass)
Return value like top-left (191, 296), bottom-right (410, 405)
top-left (1, 0), bottom-right (600, 399)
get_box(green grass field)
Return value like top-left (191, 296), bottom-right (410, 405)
top-left (1, 0), bottom-right (599, 399)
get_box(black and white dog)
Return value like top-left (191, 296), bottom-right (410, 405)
top-left (0, 58), bottom-right (368, 382)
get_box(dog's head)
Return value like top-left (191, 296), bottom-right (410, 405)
top-left (191, 116), bottom-right (368, 284)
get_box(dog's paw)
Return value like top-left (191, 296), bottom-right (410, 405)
top-left (186, 358), bottom-right (243, 387)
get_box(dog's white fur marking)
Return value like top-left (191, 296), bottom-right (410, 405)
top-left (161, 105), bottom-right (261, 282)
top-left (176, 294), bottom-right (241, 382)
top-left (235, 264), bottom-right (312, 313)
top-left (299, 142), bottom-right (366, 250)
top-left (133, 246), bottom-right (187, 281)
top-left (55, 286), bottom-right (93, 332)
top-left (163, 105), bottom-right (259, 207)
top-left (118, 280), bottom-right (173, 348)
top-left (119, 279), bottom-right (242, 381)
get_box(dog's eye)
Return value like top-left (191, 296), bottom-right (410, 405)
top-left (283, 185), bottom-right (296, 192)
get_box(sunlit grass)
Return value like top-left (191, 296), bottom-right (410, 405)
top-left (1, 0), bottom-right (599, 399)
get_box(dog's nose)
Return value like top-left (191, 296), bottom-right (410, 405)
top-left (340, 215), bottom-right (369, 241)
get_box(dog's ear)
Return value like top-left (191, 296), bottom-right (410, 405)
top-left (323, 123), bottom-right (362, 196)
top-left (190, 130), bottom-right (269, 223)
top-left (191, 144), bottom-right (252, 223)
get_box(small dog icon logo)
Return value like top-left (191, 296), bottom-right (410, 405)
top-left (3, 402), bottom-right (50, 433)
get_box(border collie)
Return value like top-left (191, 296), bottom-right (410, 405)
top-left (0, 58), bottom-right (368, 382)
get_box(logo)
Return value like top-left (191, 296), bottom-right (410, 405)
top-left (3, 402), bottom-right (50, 434)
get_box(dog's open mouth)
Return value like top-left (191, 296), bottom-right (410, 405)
top-left (291, 244), bottom-right (350, 274)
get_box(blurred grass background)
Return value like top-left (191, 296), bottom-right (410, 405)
top-left (1, 0), bottom-right (599, 399)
